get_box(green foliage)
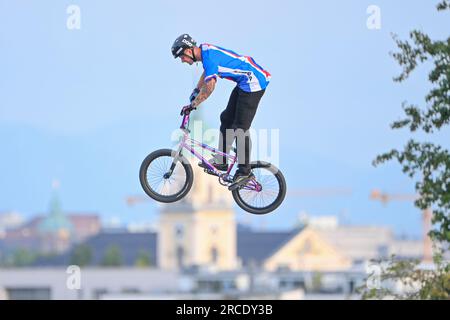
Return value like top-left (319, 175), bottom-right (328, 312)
top-left (374, 141), bottom-right (450, 242)
top-left (437, 0), bottom-right (450, 10)
top-left (311, 272), bottom-right (323, 292)
top-left (101, 245), bottom-right (123, 267)
top-left (359, 253), bottom-right (450, 300)
top-left (70, 244), bottom-right (93, 267)
top-left (373, 1), bottom-right (450, 244)
top-left (369, 1), bottom-right (450, 300)
top-left (12, 248), bottom-right (38, 267)
top-left (134, 249), bottom-right (152, 267)
top-left (0, 248), bottom-right (38, 267)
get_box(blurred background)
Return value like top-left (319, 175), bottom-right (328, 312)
top-left (0, 0), bottom-right (448, 299)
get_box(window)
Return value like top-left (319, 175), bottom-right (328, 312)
top-left (93, 288), bottom-right (109, 300)
top-left (6, 287), bottom-right (51, 300)
top-left (298, 239), bottom-right (313, 256)
top-left (121, 288), bottom-right (141, 294)
top-left (210, 225), bottom-right (218, 235)
top-left (211, 247), bottom-right (219, 264)
top-left (175, 224), bottom-right (184, 239)
top-left (176, 246), bottom-right (185, 268)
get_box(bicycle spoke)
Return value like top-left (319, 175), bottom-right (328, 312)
top-left (146, 156), bottom-right (187, 197)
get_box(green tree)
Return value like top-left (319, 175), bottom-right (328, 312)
top-left (363, 1), bottom-right (450, 300)
top-left (359, 254), bottom-right (449, 300)
top-left (101, 245), bottom-right (123, 267)
top-left (311, 272), bottom-right (323, 292)
top-left (374, 0), bottom-right (450, 243)
top-left (11, 248), bottom-right (37, 267)
top-left (70, 244), bottom-right (93, 267)
top-left (134, 249), bottom-right (151, 267)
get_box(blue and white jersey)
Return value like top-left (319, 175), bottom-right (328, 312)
top-left (200, 43), bottom-right (271, 92)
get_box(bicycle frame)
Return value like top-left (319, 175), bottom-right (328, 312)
top-left (177, 112), bottom-right (237, 177)
top-left (166, 114), bottom-right (262, 192)
top-left (140, 110), bottom-right (284, 213)
top-left (176, 112), bottom-right (262, 192)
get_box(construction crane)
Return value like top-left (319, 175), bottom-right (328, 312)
top-left (126, 188), bottom-right (352, 206)
top-left (126, 194), bottom-right (151, 207)
top-left (370, 189), bottom-right (433, 263)
top-left (254, 187), bottom-right (353, 230)
top-left (287, 188), bottom-right (352, 198)
top-left (126, 187), bottom-right (353, 231)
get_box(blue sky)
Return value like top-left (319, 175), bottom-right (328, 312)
top-left (1, 1), bottom-right (449, 237)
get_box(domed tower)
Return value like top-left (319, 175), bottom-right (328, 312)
top-left (38, 181), bottom-right (73, 253)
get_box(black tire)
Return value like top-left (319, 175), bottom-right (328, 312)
top-left (139, 149), bottom-right (193, 203)
top-left (232, 161), bottom-right (287, 215)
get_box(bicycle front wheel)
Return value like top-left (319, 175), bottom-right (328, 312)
top-left (139, 149), bottom-right (193, 203)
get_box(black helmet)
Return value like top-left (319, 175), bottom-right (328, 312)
top-left (171, 34), bottom-right (197, 58)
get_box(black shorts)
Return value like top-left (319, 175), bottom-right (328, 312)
top-left (220, 86), bottom-right (265, 132)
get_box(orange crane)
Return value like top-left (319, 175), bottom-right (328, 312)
top-left (126, 188), bottom-right (353, 231)
top-left (126, 188), bottom-right (353, 206)
top-left (126, 194), bottom-right (150, 207)
top-left (253, 187), bottom-right (353, 230)
top-left (287, 188), bottom-right (352, 198)
top-left (370, 189), bottom-right (433, 263)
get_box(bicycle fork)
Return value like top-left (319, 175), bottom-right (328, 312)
top-left (164, 140), bottom-right (186, 179)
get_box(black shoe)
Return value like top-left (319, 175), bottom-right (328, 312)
top-left (228, 171), bottom-right (255, 191)
top-left (198, 156), bottom-right (228, 171)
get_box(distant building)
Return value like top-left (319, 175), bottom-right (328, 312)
top-left (35, 232), bottom-right (156, 267)
top-left (0, 159), bottom-right (430, 300)
top-left (153, 165), bottom-right (424, 271)
top-left (316, 225), bottom-right (393, 262)
top-left (0, 193), bottom-right (100, 255)
top-left (0, 212), bottom-right (25, 235)
top-left (0, 267), bottom-right (310, 300)
top-left (28, 164), bottom-right (424, 271)
top-left (0, 268), bottom-right (179, 300)
top-left (1, 214), bottom-right (100, 255)
top-left (157, 162), bottom-right (238, 271)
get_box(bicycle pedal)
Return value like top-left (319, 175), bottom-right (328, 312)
top-left (227, 174), bottom-right (255, 191)
top-left (204, 168), bottom-right (219, 176)
top-left (228, 183), bottom-right (242, 191)
top-left (227, 180), bottom-right (249, 191)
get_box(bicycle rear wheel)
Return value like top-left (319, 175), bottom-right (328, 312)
top-left (139, 149), bottom-right (193, 203)
top-left (232, 161), bottom-right (286, 214)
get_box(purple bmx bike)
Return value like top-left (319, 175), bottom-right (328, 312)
top-left (139, 108), bottom-right (286, 214)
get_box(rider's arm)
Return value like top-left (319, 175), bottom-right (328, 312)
top-left (191, 77), bottom-right (216, 108)
top-left (195, 71), bottom-right (206, 90)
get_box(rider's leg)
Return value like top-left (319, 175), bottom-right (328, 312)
top-left (232, 88), bottom-right (265, 178)
top-left (218, 86), bottom-right (239, 164)
top-left (234, 130), bottom-right (252, 175)
top-left (199, 87), bottom-right (238, 171)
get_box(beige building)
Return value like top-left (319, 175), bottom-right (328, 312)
top-left (153, 163), bottom-right (418, 273)
top-left (155, 163), bottom-right (355, 272)
top-left (263, 228), bottom-right (352, 272)
top-left (1, 159), bottom-right (424, 274)
top-left (158, 164), bottom-right (238, 270)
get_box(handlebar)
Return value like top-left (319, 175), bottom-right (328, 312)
top-left (180, 112), bottom-right (190, 130)
top-left (180, 103), bottom-right (199, 132)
